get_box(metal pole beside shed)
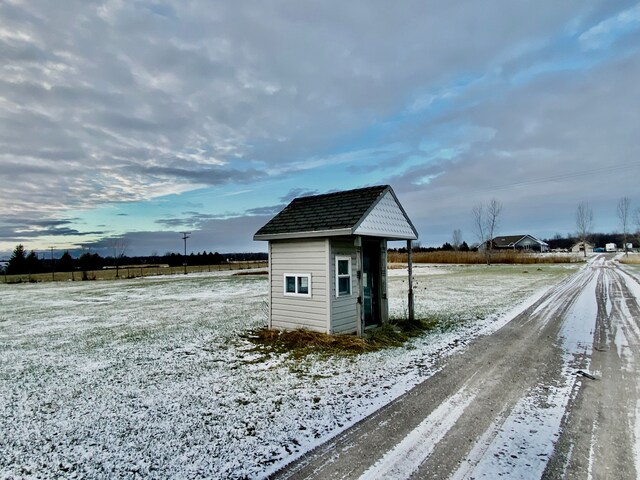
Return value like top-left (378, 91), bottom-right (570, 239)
top-left (407, 239), bottom-right (414, 323)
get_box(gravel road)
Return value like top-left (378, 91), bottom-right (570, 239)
top-left (272, 255), bottom-right (640, 479)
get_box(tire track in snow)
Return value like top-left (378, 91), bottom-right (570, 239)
top-left (449, 265), bottom-right (598, 479)
top-left (546, 257), bottom-right (640, 479)
top-left (358, 383), bottom-right (477, 479)
top-left (274, 257), bottom-right (640, 480)
top-left (276, 262), bottom-right (595, 478)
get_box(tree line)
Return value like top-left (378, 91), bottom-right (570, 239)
top-left (2, 246), bottom-right (267, 276)
top-left (390, 196), bottom-right (639, 264)
top-left (390, 231), bottom-right (634, 256)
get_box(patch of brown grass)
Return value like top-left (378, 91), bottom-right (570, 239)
top-left (388, 250), bottom-right (581, 265)
top-left (245, 328), bottom-right (373, 356)
top-left (619, 255), bottom-right (640, 264)
top-left (232, 270), bottom-right (268, 276)
top-left (244, 319), bottom-right (434, 357)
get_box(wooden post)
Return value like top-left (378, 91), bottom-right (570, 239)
top-left (380, 239), bottom-right (388, 325)
top-left (355, 237), bottom-right (363, 337)
top-left (407, 239), bottom-right (414, 323)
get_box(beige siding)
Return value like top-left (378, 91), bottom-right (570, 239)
top-left (270, 240), bottom-right (329, 332)
top-left (330, 238), bottom-right (358, 334)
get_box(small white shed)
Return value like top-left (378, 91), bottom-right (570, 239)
top-left (253, 185), bottom-right (418, 336)
top-left (571, 241), bottom-right (594, 253)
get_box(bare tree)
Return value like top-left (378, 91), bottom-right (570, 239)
top-left (107, 237), bottom-right (130, 278)
top-left (617, 197), bottom-right (631, 256)
top-left (473, 199), bottom-right (502, 265)
top-left (575, 202), bottom-right (593, 258)
top-left (452, 229), bottom-right (463, 251)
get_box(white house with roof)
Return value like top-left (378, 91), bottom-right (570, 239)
top-left (254, 185), bottom-right (418, 336)
top-left (492, 234), bottom-right (549, 252)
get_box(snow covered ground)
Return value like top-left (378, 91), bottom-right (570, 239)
top-left (0, 264), bottom-right (578, 478)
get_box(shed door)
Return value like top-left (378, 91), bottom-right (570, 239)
top-left (363, 240), bottom-right (381, 328)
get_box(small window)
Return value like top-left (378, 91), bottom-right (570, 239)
top-left (285, 276), bottom-right (296, 294)
top-left (283, 273), bottom-right (312, 297)
top-left (336, 256), bottom-right (352, 297)
top-left (297, 276), bottom-right (309, 294)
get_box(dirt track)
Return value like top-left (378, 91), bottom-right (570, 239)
top-left (272, 256), bottom-right (640, 479)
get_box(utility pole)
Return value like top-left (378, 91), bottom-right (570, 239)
top-left (49, 246), bottom-right (55, 281)
top-left (181, 232), bottom-right (191, 275)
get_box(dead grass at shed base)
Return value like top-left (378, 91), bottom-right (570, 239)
top-left (244, 318), bottom-right (437, 358)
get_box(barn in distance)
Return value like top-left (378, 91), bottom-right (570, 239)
top-left (254, 185), bottom-right (418, 336)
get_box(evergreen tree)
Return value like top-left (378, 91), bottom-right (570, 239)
top-left (7, 244), bottom-right (27, 275)
top-left (25, 251), bottom-right (43, 274)
top-left (58, 251), bottom-right (75, 272)
top-left (79, 252), bottom-right (103, 272)
top-left (441, 242), bottom-right (454, 251)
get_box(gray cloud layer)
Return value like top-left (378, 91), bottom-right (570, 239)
top-left (1, 1), bottom-right (639, 253)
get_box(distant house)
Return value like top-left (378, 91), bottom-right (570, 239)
top-left (492, 234), bottom-right (549, 252)
top-left (571, 241), bottom-right (594, 253)
top-left (254, 185), bottom-right (418, 336)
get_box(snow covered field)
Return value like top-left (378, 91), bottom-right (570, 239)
top-left (0, 264), bottom-right (578, 478)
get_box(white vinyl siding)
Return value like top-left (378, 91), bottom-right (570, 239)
top-left (270, 240), bottom-right (328, 333)
top-left (329, 239), bottom-right (358, 334)
top-left (353, 190), bottom-right (417, 239)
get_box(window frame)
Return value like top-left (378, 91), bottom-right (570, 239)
top-left (335, 255), bottom-right (352, 297)
top-left (283, 273), bottom-right (312, 297)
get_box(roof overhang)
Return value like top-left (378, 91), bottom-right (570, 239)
top-left (254, 227), bottom-right (417, 242)
top-left (253, 228), bottom-right (352, 241)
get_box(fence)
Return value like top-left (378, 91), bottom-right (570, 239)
top-left (0, 261), bottom-right (268, 284)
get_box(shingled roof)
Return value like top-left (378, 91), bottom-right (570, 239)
top-left (254, 185), bottom-right (418, 241)
top-left (492, 234), bottom-right (548, 248)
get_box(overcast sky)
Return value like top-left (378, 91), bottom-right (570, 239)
top-left (1, 1), bottom-right (639, 257)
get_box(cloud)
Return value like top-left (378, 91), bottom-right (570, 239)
top-left (385, 48), bottom-right (640, 245)
top-left (1, 1), bottom-right (639, 252)
top-left (278, 188), bottom-right (319, 203)
top-left (128, 165), bottom-right (264, 186)
top-left (246, 205), bottom-right (285, 216)
top-left (80, 214), bottom-right (272, 256)
top-left (0, 217), bottom-right (104, 241)
top-left (579, 3), bottom-right (640, 50)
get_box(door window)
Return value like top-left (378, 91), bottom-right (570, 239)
top-left (336, 256), bottom-right (351, 297)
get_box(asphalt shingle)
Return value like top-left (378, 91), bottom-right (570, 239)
top-left (254, 185), bottom-right (388, 237)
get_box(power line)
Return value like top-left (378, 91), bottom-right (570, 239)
top-left (430, 160), bottom-right (640, 197)
top-left (475, 161), bottom-right (640, 193)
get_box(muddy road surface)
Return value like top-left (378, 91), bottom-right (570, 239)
top-left (272, 256), bottom-right (640, 479)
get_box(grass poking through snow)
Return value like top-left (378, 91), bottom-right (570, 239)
top-left (244, 316), bottom-right (445, 357)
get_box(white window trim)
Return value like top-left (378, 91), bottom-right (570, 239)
top-left (335, 255), bottom-right (352, 298)
top-left (283, 273), bottom-right (312, 297)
